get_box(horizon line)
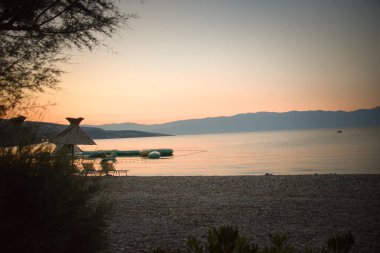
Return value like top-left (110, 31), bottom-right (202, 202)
top-left (84, 105), bottom-right (380, 126)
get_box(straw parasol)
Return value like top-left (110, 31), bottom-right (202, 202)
top-left (54, 117), bottom-right (96, 158)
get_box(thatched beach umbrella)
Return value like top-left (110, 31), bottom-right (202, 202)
top-left (54, 117), bottom-right (96, 158)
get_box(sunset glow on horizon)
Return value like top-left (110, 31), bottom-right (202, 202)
top-left (37, 0), bottom-right (380, 125)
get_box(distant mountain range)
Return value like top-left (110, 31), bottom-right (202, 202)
top-left (87, 107), bottom-right (380, 135)
top-left (0, 120), bottom-right (170, 141)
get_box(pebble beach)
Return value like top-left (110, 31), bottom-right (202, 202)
top-left (103, 175), bottom-right (380, 252)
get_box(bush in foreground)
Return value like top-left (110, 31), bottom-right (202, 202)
top-left (0, 148), bottom-right (109, 253)
top-left (152, 226), bottom-right (355, 253)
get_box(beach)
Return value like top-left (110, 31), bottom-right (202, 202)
top-left (103, 175), bottom-right (380, 252)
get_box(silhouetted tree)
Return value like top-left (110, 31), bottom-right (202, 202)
top-left (0, 0), bottom-right (134, 116)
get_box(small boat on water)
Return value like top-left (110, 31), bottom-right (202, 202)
top-left (336, 130), bottom-right (343, 133)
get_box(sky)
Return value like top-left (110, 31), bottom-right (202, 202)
top-left (38, 0), bottom-right (380, 125)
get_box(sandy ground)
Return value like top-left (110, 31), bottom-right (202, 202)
top-left (102, 175), bottom-right (380, 252)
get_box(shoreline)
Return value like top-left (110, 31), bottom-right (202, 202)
top-left (106, 172), bottom-right (380, 176)
top-left (103, 174), bottom-right (380, 252)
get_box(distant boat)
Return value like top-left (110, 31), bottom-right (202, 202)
top-left (337, 130), bottom-right (343, 133)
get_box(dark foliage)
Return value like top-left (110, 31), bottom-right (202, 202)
top-left (151, 226), bottom-right (355, 253)
top-left (261, 233), bottom-right (293, 253)
top-left (0, 0), bottom-right (133, 116)
top-left (326, 232), bottom-right (355, 253)
top-left (205, 226), bottom-right (259, 253)
top-left (0, 148), bottom-right (110, 253)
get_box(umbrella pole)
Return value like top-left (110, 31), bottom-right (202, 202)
top-left (71, 144), bottom-right (74, 169)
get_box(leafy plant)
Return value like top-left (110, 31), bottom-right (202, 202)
top-left (188, 236), bottom-right (204, 253)
top-left (151, 226), bottom-right (355, 253)
top-left (152, 226), bottom-right (258, 253)
top-left (326, 232), bottom-right (355, 253)
top-left (0, 145), bottom-right (110, 253)
top-left (206, 226), bottom-right (259, 253)
top-left (261, 232), bottom-right (294, 253)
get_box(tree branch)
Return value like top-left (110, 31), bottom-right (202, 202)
top-left (34, 0), bottom-right (62, 25)
top-left (37, 0), bottom-right (80, 27)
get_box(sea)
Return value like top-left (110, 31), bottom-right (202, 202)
top-left (80, 127), bottom-right (380, 176)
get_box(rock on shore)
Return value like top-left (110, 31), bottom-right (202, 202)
top-left (103, 175), bottom-right (380, 252)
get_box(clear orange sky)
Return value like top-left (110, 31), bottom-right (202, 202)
top-left (38, 0), bottom-right (380, 125)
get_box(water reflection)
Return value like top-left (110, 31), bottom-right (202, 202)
top-left (80, 127), bottom-right (380, 176)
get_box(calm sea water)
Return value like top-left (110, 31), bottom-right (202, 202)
top-left (80, 127), bottom-right (380, 176)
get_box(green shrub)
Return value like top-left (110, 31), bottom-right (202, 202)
top-left (188, 236), bottom-right (204, 253)
top-left (326, 232), bottom-right (355, 253)
top-left (261, 232), bottom-right (294, 253)
top-left (151, 226), bottom-right (355, 253)
top-left (205, 226), bottom-right (259, 253)
top-left (152, 226), bottom-right (258, 253)
top-left (0, 147), bottom-right (110, 253)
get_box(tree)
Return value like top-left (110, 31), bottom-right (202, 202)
top-left (0, 0), bottom-right (134, 116)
